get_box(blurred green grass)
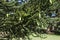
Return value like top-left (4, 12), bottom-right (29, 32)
top-left (31, 34), bottom-right (60, 40)
top-left (12, 34), bottom-right (60, 40)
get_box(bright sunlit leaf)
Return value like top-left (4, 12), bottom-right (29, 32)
top-left (50, 0), bottom-right (52, 4)
top-left (6, 14), bottom-right (9, 17)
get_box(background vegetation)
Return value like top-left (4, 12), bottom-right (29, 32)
top-left (0, 0), bottom-right (60, 40)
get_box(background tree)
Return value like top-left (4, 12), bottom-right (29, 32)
top-left (0, 0), bottom-right (60, 40)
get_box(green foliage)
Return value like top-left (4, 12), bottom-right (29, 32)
top-left (0, 0), bottom-right (60, 40)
